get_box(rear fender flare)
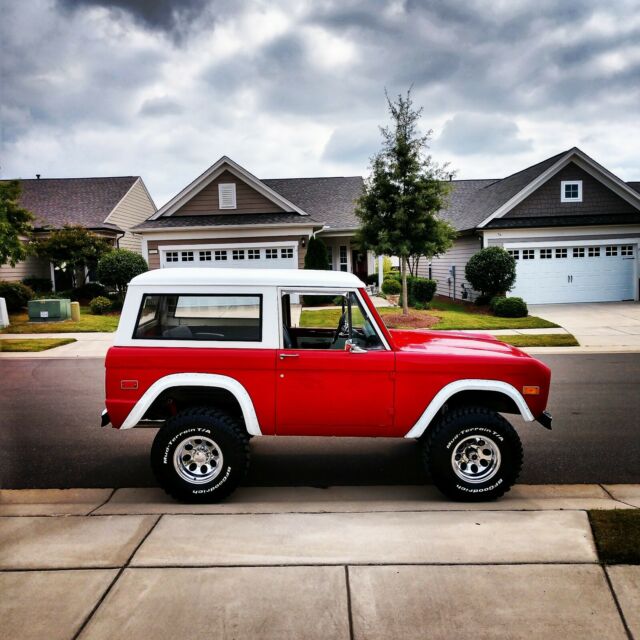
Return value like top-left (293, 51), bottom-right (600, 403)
top-left (404, 379), bottom-right (534, 439)
top-left (120, 373), bottom-right (262, 435)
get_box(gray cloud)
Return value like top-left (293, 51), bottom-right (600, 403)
top-left (56, 0), bottom-right (213, 38)
top-left (1, 0), bottom-right (639, 202)
top-left (437, 113), bottom-right (533, 155)
top-left (139, 96), bottom-right (184, 117)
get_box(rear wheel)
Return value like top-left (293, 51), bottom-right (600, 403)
top-left (422, 406), bottom-right (523, 501)
top-left (151, 407), bottom-right (250, 503)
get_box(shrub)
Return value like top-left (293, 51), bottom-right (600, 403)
top-left (96, 249), bottom-right (148, 292)
top-left (71, 282), bottom-right (108, 302)
top-left (108, 292), bottom-right (126, 312)
top-left (465, 247), bottom-right (516, 297)
top-left (22, 276), bottom-right (52, 293)
top-left (411, 277), bottom-right (437, 304)
top-left (493, 296), bottom-right (528, 318)
top-left (365, 273), bottom-right (379, 286)
top-left (474, 294), bottom-right (492, 306)
top-left (489, 296), bottom-right (506, 312)
top-left (89, 296), bottom-right (112, 315)
top-left (382, 278), bottom-right (401, 295)
top-left (0, 281), bottom-right (34, 311)
top-left (303, 237), bottom-right (330, 270)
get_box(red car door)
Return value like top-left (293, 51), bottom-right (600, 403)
top-left (275, 348), bottom-right (395, 436)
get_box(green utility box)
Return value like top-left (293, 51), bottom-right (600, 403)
top-left (27, 299), bottom-right (72, 322)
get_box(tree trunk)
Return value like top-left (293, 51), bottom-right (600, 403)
top-left (401, 256), bottom-right (409, 316)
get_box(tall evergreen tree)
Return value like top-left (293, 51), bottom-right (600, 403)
top-left (356, 90), bottom-right (456, 314)
top-left (0, 180), bottom-right (34, 267)
top-left (303, 236), bottom-right (330, 270)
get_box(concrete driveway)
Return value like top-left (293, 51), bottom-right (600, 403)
top-left (529, 302), bottom-right (640, 349)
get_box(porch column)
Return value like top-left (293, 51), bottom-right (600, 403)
top-left (378, 255), bottom-right (384, 289)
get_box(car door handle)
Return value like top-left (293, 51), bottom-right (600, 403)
top-left (279, 353), bottom-right (300, 359)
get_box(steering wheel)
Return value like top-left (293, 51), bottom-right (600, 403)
top-left (332, 312), bottom-right (349, 344)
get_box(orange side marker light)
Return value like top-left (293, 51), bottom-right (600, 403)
top-left (522, 385), bottom-right (540, 396)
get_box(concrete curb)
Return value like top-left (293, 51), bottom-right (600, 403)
top-left (1, 484), bottom-right (638, 516)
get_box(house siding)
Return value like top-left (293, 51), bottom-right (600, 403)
top-left (505, 163), bottom-right (637, 219)
top-left (418, 236), bottom-right (481, 300)
top-left (147, 235), bottom-right (307, 270)
top-left (0, 254), bottom-right (50, 282)
top-left (105, 179), bottom-right (156, 253)
top-left (174, 170), bottom-right (285, 216)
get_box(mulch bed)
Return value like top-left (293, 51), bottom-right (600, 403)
top-left (381, 311), bottom-right (440, 329)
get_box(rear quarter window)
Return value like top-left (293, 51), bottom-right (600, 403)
top-left (133, 294), bottom-right (262, 342)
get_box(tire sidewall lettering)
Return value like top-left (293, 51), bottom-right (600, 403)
top-left (445, 426), bottom-right (504, 451)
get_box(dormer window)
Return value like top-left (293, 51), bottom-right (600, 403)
top-left (218, 183), bottom-right (237, 209)
top-left (561, 180), bottom-right (582, 203)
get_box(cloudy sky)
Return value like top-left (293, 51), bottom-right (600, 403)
top-left (1, 0), bottom-right (639, 206)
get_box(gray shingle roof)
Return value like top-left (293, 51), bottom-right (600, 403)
top-left (486, 212), bottom-right (640, 229)
top-left (263, 176), bottom-right (364, 230)
top-left (442, 150), bottom-right (570, 231)
top-left (14, 177), bottom-right (138, 230)
top-left (628, 182), bottom-right (640, 194)
top-left (134, 212), bottom-right (322, 230)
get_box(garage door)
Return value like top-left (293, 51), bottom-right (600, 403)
top-left (160, 244), bottom-right (298, 270)
top-left (509, 244), bottom-right (636, 304)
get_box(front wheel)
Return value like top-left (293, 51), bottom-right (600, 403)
top-left (422, 406), bottom-right (523, 501)
top-left (150, 407), bottom-right (250, 503)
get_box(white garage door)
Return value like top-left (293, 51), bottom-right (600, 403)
top-left (509, 244), bottom-right (636, 304)
top-left (160, 243), bottom-right (298, 270)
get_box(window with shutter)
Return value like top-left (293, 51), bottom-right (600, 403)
top-left (218, 183), bottom-right (237, 209)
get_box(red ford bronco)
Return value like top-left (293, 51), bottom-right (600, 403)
top-left (102, 268), bottom-right (552, 502)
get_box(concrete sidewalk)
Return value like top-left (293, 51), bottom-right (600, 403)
top-left (1, 485), bottom-right (638, 639)
top-left (0, 332), bottom-right (113, 358)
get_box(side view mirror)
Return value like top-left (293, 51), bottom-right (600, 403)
top-left (345, 339), bottom-right (367, 354)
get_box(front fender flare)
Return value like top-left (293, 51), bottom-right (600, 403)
top-left (120, 373), bottom-right (262, 435)
top-left (404, 379), bottom-right (534, 439)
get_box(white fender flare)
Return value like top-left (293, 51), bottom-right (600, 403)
top-left (404, 379), bottom-right (534, 439)
top-left (120, 373), bottom-right (262, 435)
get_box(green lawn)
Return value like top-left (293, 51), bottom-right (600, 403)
top-left (1, 307), bottom-right (119, 334)
top-left (299, 301), bottom-right (559, 331)
top-left (499, 334), bottom-right (579, 347)
top-left (0, 338), bottom-right (77, 352)
top-left (589, 510), bottom-right (640, 564)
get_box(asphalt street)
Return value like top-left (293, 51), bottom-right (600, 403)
top-left (1, 354), bottom-right (638, 488)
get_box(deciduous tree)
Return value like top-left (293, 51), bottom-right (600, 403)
top-left (0, 180), bottom-right (34, 267)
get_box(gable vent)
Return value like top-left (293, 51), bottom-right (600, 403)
top-left (218, 183), bottom-right (237, 209)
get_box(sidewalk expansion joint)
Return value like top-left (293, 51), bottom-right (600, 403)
top-left (601, 565), bottom-right (634, 640)
top-left (344, 566), bottom-right (355, 640)
top-left (86, 488), bottom-right (117, 516)
top-left (71, 514), bottom-right (162, 640)
top-left (0, 561), bottom-right (603, 575)
top-left (599, 483), bottom-right (639, 510)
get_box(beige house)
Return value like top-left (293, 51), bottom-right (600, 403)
top-left (0, 176), bottom-right (156, 290)
top-left (134, 156), bottom-right (370, 279)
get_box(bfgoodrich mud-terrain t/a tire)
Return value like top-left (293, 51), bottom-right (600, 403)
top-left (422, 406), bottom-right (523, 501)
top-left (151, 407), bottom-right (250, 503)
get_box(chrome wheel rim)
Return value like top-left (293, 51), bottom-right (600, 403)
top-left (173, 435), bottom-right (224, 484)
top-left (451, 435), bottom-right (501, 484)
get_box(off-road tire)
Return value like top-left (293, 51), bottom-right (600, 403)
top-left (422, 406), bottom-right (523, 501)
top-left (151, 407), bottom-right (250, 503)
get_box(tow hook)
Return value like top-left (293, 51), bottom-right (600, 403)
top-left (536, 411), bottom-right (552, 430)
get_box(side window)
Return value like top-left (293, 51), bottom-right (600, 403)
top-left (133, 294), bottom-right (262, 341)
top-left (282, 290), bottom-right (384, 351)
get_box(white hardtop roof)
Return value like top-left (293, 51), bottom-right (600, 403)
top-left (129, 268), bottom-right (365, 288)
